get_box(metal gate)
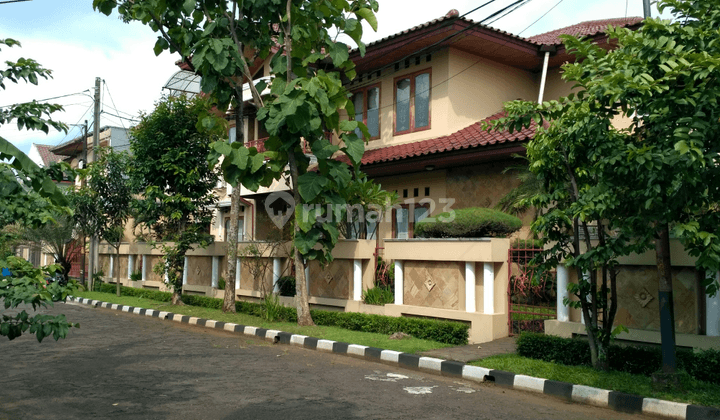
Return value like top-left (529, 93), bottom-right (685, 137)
top-left (507, 247), bottom-right (556, 335)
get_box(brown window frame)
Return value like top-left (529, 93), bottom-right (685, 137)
top-left (351, 83), bottom-right (382, 141)
top-left (393, 68), bottom-right (432, 136)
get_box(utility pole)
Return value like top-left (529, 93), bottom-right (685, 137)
top-left (88, 77), bottom-right (101, 290)
top-left (81, 120), bottom-right (88, 286)
top-left (643, 0), bottom-right (651, 19)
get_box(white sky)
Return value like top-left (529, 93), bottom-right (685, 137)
top-left (0, 0), bottom-right (671, 155)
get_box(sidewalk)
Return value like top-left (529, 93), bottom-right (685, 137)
top-left (420, 336), bottom-right (517, 363)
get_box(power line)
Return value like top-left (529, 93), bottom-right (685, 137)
top-left (0, 90), bottom-right (91, 109)
top-left (487, 0), bottom-right (535, 26)
top-left (103, 80), bottom-right (128, 132)
top-left (517, 0), bottom-right (566, 36)
top-left (54, 101), bottom-right (95, 147)
top-left (366, 0), bottom-right (535, 81)
top-left (101, 110), bottom-right (139, 123)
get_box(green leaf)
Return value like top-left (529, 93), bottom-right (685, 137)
top-left (298, 172), bottom-right (329, 202)
top-left (341, 133), bottom-right (364, 166)
top-left (295, 229), bottom-right (323, 254)
top-left (311, 138), bottom-right (339, 160)
top-left (674, 140), bottom-right (690, 154)
top-left (355, 8), bottom-right (378, 31)
top-left (182, 0), bottom-right (195, 15)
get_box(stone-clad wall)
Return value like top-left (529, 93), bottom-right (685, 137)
top-left (308, 259), bottom-right (351, 299)
top-left (615, 265), bottom-right (698, 334)
top-left (403, 260), bottom-right (464, 310)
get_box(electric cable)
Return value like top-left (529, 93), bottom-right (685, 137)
top-left (0, 89), bottom-right (91, 109)
top-left (103, 80), bottom-right (129, 132)
top-left (517, 0), bottom-right (566, 36)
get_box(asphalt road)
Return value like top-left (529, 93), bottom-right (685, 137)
top-left (0, 302), bottom-right (649, 420)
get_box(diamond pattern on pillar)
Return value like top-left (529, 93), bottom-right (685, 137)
top-left (404, 261), bottom-right (461, 310)
top-left (308, 259), bottom-right (350, 299)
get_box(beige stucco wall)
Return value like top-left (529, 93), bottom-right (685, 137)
top-left (447, 48), bottom-right (538, 129)
top-left (542, 67), bottom-right (575, 102)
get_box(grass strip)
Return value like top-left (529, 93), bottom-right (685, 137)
top-left (472, 353), bottom-right (720, 408)
top-left (73, 291), bottom-right (452, 354)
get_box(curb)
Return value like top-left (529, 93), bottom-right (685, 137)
top-left (69, 296), bottom-right (719, 420)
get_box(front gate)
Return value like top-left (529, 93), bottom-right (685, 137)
top-left (507, 247), bottom-right (556, 335)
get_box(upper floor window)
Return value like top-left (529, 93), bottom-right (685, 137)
top-left (352, 84), bottom-right (380, 140)
top-left (394, 70), bottom-right (431, 135)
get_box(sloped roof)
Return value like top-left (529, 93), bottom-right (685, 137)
top-left (528, 17), bottom-right (643, 45)
top-left (348, 111), bottom-right (537, 166)
top-left (32, 144), bottom-right (63, 166)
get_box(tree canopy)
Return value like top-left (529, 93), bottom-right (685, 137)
top-left (0, 38), bottom-right (78, 342)
top-left (94, 0), bottom-right (381, 325)
top-left (130, 95), bottom-right (224, 304)
top-left (490, 0), bottom-right (720, 374)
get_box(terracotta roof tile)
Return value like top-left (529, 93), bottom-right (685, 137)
top-left (347, 111), bottom-right (536, 166)
top-left (33, 144), bottom-right (63, 167)
top-left (528, 17), bottom-right (643, 45)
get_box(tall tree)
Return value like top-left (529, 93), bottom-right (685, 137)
top-left (491, 0), bottom-right (720, 376)
top-left (0, 38), bottom-right (78, 342)
top-left (94, 0), bottom-right (280, 313)
top-left (94, 0), bottom-right (380, 325)
top-left (130, 95), bottom-right (223, 305)
top-left (76, 149), bottom-right (133, 295)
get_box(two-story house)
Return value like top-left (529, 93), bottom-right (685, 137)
top-left (215, 13), bottom-right (643, 243)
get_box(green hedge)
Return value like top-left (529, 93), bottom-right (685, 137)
top-left (94, 282), bottom-right (173, 302)
top-left (415, 207), bottom-right (522, 238)
top-left (517, 333), bottom-right (720, 385)
top-left (181, 294), bottom-right (468, 345)
top-left (89, 285), bottom-right (469, 345)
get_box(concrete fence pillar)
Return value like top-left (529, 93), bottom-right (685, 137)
top-left (465, 262), bottom-right (476, 313)
top-left (304, 263), bottom-right (310, 296)
top-left (707, 271), bottom-right (720, 337)
top-left (557, 264), bottom-right (569, 322)
top-left (235, 257), bottom-right (241, 290)
top-left (353, 259), bottom-right (363, 301)
top-left (109, 254), bottom-right (115, 281)
top-left (394, 260), bottom-right (404, 305)
top-left (273, 257), bottom-right (281, 294)
top-left (182, 257), bottom-right (189, 286)
top-left (128, 254), bottom-right (134, 280)
top-left (211, 256), bottom-right (219, 289)
top-left (483, 262), bottom-right (494, 315)
top-left (141, 255), bottom-right (148, 281)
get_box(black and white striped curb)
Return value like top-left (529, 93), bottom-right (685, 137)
top-left (69, 296), bottom-right (719, 420)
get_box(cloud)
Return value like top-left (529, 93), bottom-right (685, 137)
top-left (0, 21), bottom-right (179, 154)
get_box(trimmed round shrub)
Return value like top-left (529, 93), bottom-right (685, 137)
top-left (415, 207), bottom-right (522, 238)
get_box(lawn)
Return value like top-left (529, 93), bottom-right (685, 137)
top-left (72, 291), bottom-right (452, 354)
top-left (472, 353), bottom-right (720, 408)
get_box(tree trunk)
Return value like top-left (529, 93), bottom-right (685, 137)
top-left (283, 0), bottom-right (313, 326)
top-left (655, 223), bottom-right (677, 373)
top-left (224, 188), bottom-right (242, 313)
top-left (171, 291), bottom-right (183, 305)
top-left (222, 97), bottom-right (244, 313)
top-left (288, 152), bottom-right (314, 326)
